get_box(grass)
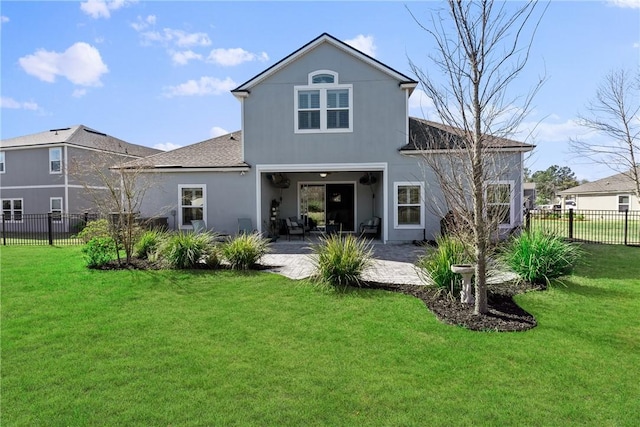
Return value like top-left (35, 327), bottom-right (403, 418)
top-left (2, 245), bottom-right (639, 426)
top-left (530, 212), bottom-right (640, 245)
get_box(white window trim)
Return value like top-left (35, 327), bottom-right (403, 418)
top-left (178, 184), bottom-right (207, 229)
top-left (294, 69), bottom-right (353, 134)
top-left (49, 147), bottom-right (62, 174)
top-left (2, 198), bottom-right (24, 223)
top-left (0, 151), bottom-right (5, 174)
top-left (485, 180), bottom-right (515, 228)
top-left (50, 197), bottom-right (63, 222)
top-left (618, 194), bottom-right (630, 212)
top-left (394, 181), bottom-right (425, 229)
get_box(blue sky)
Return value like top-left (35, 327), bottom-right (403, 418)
top-left (1, 0), bottom-right (638, 180)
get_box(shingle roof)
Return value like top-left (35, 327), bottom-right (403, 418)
top-left (401, 117), bottom-right (533, 151)
top-left (122, 131), bottom-right (248, 169)
top-left (0, 125), bottom-right (161, 158)
top-left (560, 170), bottom-right (637, 195)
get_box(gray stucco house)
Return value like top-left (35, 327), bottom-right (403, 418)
top-left (0, 125), bottom-right (161, 224)
top-left (559, 170), bottom-right (639, 211)
top-left (128, 33), bottom-right (532, 242)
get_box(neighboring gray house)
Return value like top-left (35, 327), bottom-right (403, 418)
top-left (129, 33), bottom-right (532, 242)
top-left (0, 125), bottom-right (161, 224)
top-left (560, 170), bottom-right (639, 211)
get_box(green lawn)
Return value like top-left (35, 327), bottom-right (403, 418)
top-left (2, 245), bottom-right (639, 426)
top-left (530, 212), bottom-right (640, 245)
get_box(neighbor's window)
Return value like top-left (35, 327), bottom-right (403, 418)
top-left (618, 195), bottom-right (630, 212)
top-left (179, 185), bottom-right (206, 228)
top-left (2, 199), bottom-right (23, 222)
top-left (0, 151), bottom-right (5, 173)
top-left (394, 182), bottom-right (424, 228)
top-left (294, 70), bottom-right (352, 133)
top-left (486, 182), bottom-right (514, 227)
top-left (49, 147), bottom-right (62, 174)
top-left (50, 197), bottom-right (63, 222)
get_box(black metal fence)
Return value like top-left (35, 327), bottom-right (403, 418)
top-left (1, 213), bottom-right (100, 245)
top-left (526, 209), bottom-right (640, 246)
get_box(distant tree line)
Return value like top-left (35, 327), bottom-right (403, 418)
top-left (525, 165), bottom-right (586, 205)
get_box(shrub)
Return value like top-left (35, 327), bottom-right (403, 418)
top-left (134, 229), bottom-right (165, 260)
top-left (416, 235), bottom-right (472, 290)
top-left (161, 231), bottom-right (213, 269)
top-left (78, 219), bottom-right (110, 243)
top-left (310, 233), bottom-right (373, 289)
top-left (500, 230), bottom-right (583, 286)
top-left (221, 232), bottom-right (270, 270)
top-left (82, 237), bottom-right (116, 268)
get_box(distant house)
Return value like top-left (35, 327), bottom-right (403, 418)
top-left (559, 170), bottom-right (639, 211)
top-left (0, 125), bottom-right (161, 222)
top-left (126, 33), bottom-right (533, 242)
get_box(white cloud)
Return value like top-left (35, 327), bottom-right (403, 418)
top-left (207, 48), bottom-right (269, 66)
top-left (210, 126), bottom-right (229, 138)
top-left (139, 28), bottom-right (211, 48)
top-left (19, 42), bottom-right (109, 86)
top-left (344, 34), bottom-right (377, 58)
top-left (1, 96), bottom-right (39, 110)
top-left (518, 118), bottom-right (587, 144)
top-left (162, 76), bottom-right (236, 98)
top-left (153, 142), bottom-right (182, 151)
top-left (1, 15), bottom-right (9, 24)
top-left (408, 89), bottom-right (436, 116)
top-left (171, 50), bottom-right (203, 66)
top-left (131, 14), bottom-right (156, 31)
top-left (607, 0), bottom-right (640, 8)
top-left (80, 0), bottom-right (133, 19)
top-left (72, 89), bottom-right (88, 98)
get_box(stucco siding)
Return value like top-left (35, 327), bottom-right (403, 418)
top-left (0, 146), bottom-right (64, 187)
top-left (137, 171), bottom-right (255, 235)
top-left (575, 193), bottom-right (639, 211)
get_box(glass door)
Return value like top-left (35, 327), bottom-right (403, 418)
top-left (299, 184), bottom-right (325, 230)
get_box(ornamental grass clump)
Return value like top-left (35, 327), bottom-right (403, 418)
top-left (416, 235), bottom-right (472, 290)
top-left (134, 229), bottom-right (165, 260)
top-left (500, 230), bottom-right (583, 286)
top-left (161, 231), bottom-right (214, 269)
top-left (310, 233), bottom-right (374, 289)
top-left (221, 232), bottom-right (270, 270)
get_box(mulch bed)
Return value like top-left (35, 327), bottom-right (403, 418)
top-left (362, 281), bottom-right (544, 332)
top-left (93, 259), bottom-right (542, 332)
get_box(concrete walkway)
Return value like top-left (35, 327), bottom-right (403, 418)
top-left (261, 240), bottom-right (427, 285)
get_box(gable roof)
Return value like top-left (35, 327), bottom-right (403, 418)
top-left (560, 170), bottom-right (638, 195)
top-left (401, 117), bottom-right (534, 152)
top-left (0, 125), bottom-right (161, 158)
top-left (231, 33), bottom-right (418, 96)
top-left (121, 131), bottom-right (248, 170)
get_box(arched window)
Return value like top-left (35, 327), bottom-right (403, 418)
top-left (295, 70), bottom-right (352, 133)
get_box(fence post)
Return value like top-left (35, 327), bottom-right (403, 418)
top-left (568, 209), bottom-right (574, 240)
top-left (2, 214), bottom-right (5, 246)
top-left (47, 213), bottom-right (53, 245)
top-left (525, 210), bottom-right (530, 231)
top-left (624, 210), bottom-right (629, 246)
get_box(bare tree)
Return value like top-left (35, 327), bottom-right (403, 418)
top-left (570, 69), bottom-right (640, 198)
top-left (70, 149), bottom-right (155, 265)
top-left (408, 0), bottom-right (546, 314)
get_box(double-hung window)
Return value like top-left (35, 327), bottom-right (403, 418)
top-left (394, 182), bottom-right (424, 228)
top-left (0, 151), bottom-right (5, 173)
top-left (295, 70), bottom-right (352, 133)
top-left (618, 195), bottom-right (630, 212)
top-left (179, 185), bottom-right (206, 228)
top-left (2, 199), bottom-right (23, 222)
top-left (49, 147), bottom-right (62, 174)
top-left (50, 197), bottom-right (63, 222)
top-left (486, 181), bottom-right (514, 227)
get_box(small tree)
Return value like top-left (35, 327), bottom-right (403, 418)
top-left (408, 0), bottom-right (547, 314)
top-left (570, 69), bottom-right (640, 199)
top-left (70, 148), bottom-right (154, 265)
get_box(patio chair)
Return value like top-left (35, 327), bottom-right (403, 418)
top-left (285, 218), bottom-right (305, 241)
top-left (359, 216), bottom-right (380, 238)
top-left (237, 218), bottom-right (255, 235)
top-left (191, 219), bottom-right (207, 234)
